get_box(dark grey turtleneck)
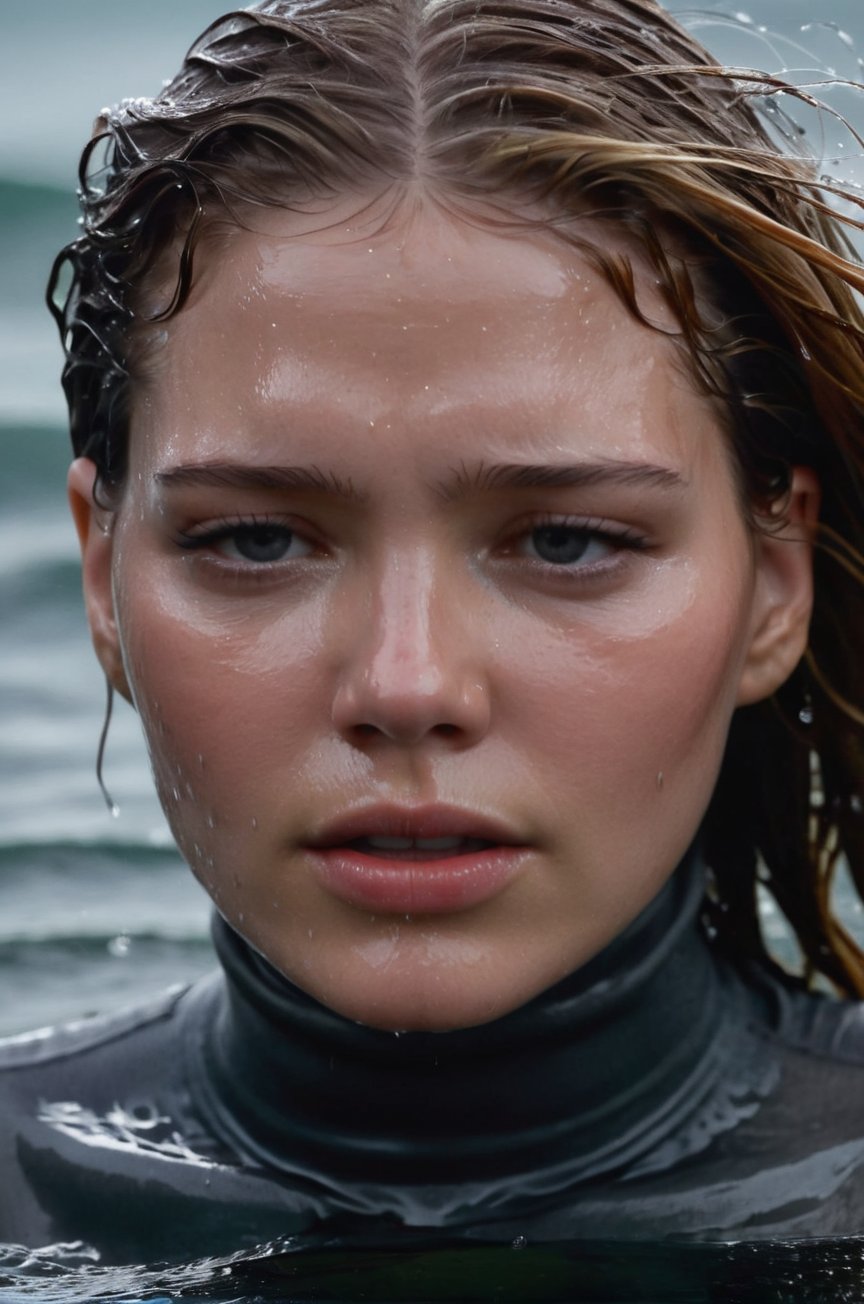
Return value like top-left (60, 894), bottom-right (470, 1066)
top-left (2, 853), bottom-right (864, 1265)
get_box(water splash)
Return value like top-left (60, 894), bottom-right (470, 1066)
top-left (674, 2), bottom-right (864, 215)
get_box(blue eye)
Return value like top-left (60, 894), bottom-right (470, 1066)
top-left (524, 524), bottom-right (622, 567)
top-left (218, 525), bottom-right (299, 563)
top-left (529, 525), bottom-right (598, 565)
top-left (177, 520), bottom-right (314, 564)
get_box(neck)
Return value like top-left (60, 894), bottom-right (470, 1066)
top-left (184, 852), bottom-right (749, 1217)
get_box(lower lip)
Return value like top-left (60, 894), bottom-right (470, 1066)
top-left (307, 846), bottom-right (528, 914)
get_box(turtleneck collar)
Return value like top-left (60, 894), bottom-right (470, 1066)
top-left (183, 852), bottom-right (770, 1221)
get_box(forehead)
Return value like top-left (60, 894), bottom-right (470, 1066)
top-left (130, 193), bottom-right (724, 477)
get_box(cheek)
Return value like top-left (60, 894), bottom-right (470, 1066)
top-left (114, 572), bottom-right (332, 849)
top-left (498, 571), bottom-right (754, 812)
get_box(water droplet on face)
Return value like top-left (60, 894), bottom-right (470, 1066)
top-left (656, 771), bottom-right (664, 791)
top-left (108, 934), bottom-right (131, 958)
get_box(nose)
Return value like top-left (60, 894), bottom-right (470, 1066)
top-left (330, 552), bottom-right (491, 749)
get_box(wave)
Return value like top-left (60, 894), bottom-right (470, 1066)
top-left (0, 421), bottom-right (70, 499)
top-left (3, 1233), bottom-right (864, 1303)
top-left (0, 931), bottom-right (211, 953)
top-left (0, 176), bottom-right (74, 224)
top-left (0, 839), bottom-right (183, 867)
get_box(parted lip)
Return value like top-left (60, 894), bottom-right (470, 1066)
top-left (305, 804), bottom-right (526, 849)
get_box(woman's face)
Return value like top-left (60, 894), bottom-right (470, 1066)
top-left (72, 195), bottom-right (815, 1031)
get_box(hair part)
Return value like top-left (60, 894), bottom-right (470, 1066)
top-left (48, 0), bottom-right (864, 992)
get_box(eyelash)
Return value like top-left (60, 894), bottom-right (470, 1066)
top-left (500, 515), bottom-right (649, 576)
top-left (173, 513), bottom-right (650, 579)
top-left (174, 515), bottom-right (312, 565)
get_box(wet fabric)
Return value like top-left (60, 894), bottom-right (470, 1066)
top-left (2, 854), bottom-right (864, 1264)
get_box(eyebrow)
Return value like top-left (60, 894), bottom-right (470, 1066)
top-left (435, 460), bottom-right (686, 500)
top-left (154, 457), bottom-right (685, 503)
top-left (155, 462), bottom-right (367, 503)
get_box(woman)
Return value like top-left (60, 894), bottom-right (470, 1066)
top-left (2, 0), bottom-right (863, 1265)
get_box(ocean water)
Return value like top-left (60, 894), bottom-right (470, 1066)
top-left (4, 4), bottom-right (864, 1301)
top-left (0, 178), bottom-right (215, 1040)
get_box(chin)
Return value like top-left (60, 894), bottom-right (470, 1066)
top-left (308, 961), bottom-right (547, 1034)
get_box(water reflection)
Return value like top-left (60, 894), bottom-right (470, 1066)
top-left (3, 1235), bottom-right (864, 1302)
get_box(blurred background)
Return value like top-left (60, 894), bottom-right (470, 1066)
top-left (2, 1), bottom-right (864, 1036)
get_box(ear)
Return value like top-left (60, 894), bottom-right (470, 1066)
top-left (736, 467), bottom-right (820, 706)
top-left (67, 458), bottom-right (133, 704)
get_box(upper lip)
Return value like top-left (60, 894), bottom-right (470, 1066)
top-left (306, 804), bottom-right (525, 848)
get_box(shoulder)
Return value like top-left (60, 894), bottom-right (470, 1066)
top-left (0, 983), bottom-right (188, 1072)
top-left (748, 962), bottom-right (864, 1065)
top-left (0, 981), bottom-right (207, 1250)
top-left (0, 978), bottom-right (218, 1123)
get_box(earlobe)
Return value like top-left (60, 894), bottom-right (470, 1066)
top-left (67, 458), bottom-right (133, 704)
top-left (736, 467), bottom-right (821, 706)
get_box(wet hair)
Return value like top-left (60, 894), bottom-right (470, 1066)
top-left (48, 0), bottom-right (864, 993)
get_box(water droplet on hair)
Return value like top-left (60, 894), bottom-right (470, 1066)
top-left (512, 1236), bottom-right (528, 1249)
top-left (109, 803), bottom-right (120, 820)
top-left (799, 705), bottom-right (814, 725)
top-left (108, 934), bottom-right (131, 958)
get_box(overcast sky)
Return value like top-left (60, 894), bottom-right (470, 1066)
top-left (2, 0), bottom-right (864, 186)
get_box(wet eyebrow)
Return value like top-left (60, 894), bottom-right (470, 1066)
top-left (436, 460), bottom-right (686, 500)
top-left (154, 462), bottom-right (367, 503)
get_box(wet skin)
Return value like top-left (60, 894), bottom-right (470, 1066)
top-left (70, 193), bottom-right (817, 1031)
